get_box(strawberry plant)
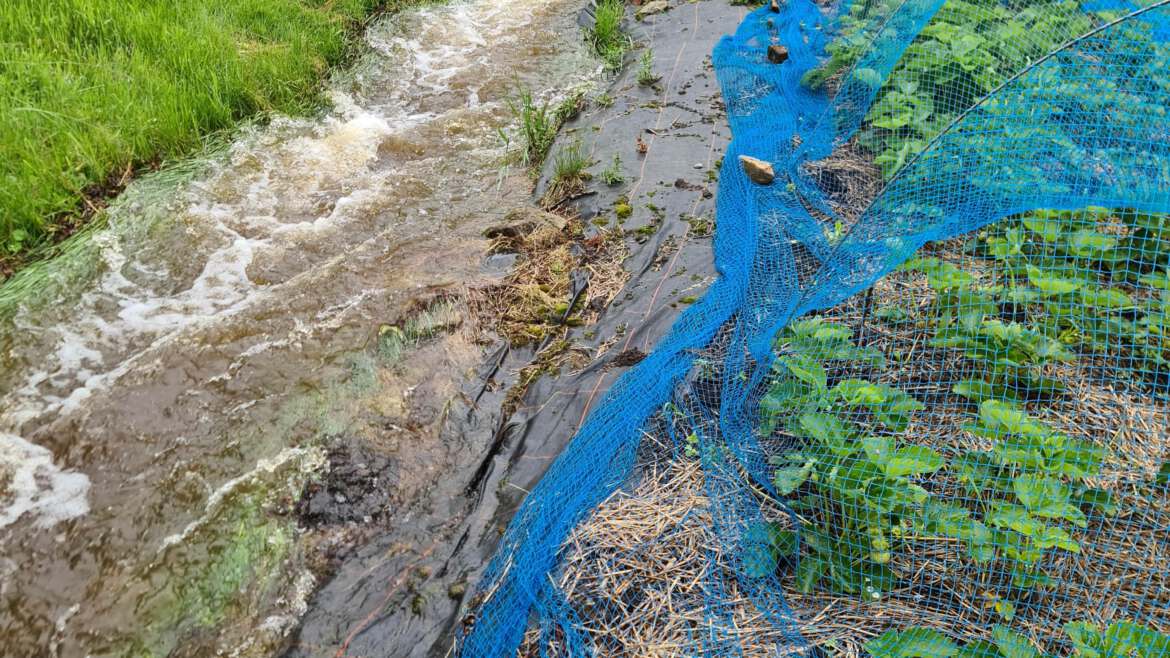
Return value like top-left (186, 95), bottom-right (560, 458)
top-left (760, 317), bottom-right (883, 434)
top-left (982, 209), bottom-right (1170, 384)
top-left (867, 625), bottom-right (1033, 658)
top-left (806, 0), bottom-right (1094, 178)
top-left (1065, 621), bottom-right (1170, 658)
top-left (928, 400), bottom-right (1108, 588)
top-left (760, 318), bottom-right (943, 598)
top-left (905, 257), bottom-right (1075, 400)
top-left (867, 622), bottom-right (1170, 658)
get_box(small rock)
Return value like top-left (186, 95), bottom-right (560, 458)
top-left (767, 44), bottom-right (789, 64)
top-left (738, 155), bottom-right (775, 186)
top-left (635, 0), bottom-right (669, 20)
top-left (770, 0), bottom-right (780, 12)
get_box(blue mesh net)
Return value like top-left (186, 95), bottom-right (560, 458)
top-left (457, 0), bottom-right (1170, 655)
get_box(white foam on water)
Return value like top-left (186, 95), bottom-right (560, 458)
top-left (0, 432), bottom-right (90, 529)
top-left (2, 101), bottom-right (397, 429)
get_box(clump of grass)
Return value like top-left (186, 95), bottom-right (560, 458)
top-left (504, 85), bottom-right (594, 171)
top-left (555, 88), bottom-right (589, 124)
top-left (594, 92), bottom-right (615, 108)
top-left (590, 0), bottom-right (632, 71)
top-left (541, 141), bottom-right (593, 209)
top-left (637, 50), bottom-right (661, 87)
top-left (599, 154), bottom-right (626, 186)
top-left (553, 141), bottom-right (591, 181)
top-left (0, 0), bottom-right (404, 265)
top-left (505, 87), bottom-right (559, 168)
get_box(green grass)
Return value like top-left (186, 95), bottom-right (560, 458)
top-left (541, 140), bottom-right (592, 208)
top-left (505, 86), bottom-right (558, 168)
top-left (504, 84), bottom-right (592, 172)
top-left (599, 153), bottom-right (625, 186)
top-left (551, 141), bottom-right (590, 181)
top-left (636, 49), bottom-right (659, 87)
top-left (589, 0), bottom-right (631, 71)
top-left (0, 0), bottom-right (419, 263)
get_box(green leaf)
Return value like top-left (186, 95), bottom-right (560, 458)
top-left (953, 379), bottom-right (996, 403)
top-left (1068, 229), bottom-right (1118, 256)
top-left (1053, 440), bottom-right (1105, 479)
top-left (1138, 269), bottom-right (1170, 291)
top-left (987, 503), bottom-right (1045, 537)
top-left (885, 446), bottom-right (944, 478)
top-left (877, 392), bottom-right (925, 433)
top-left (862, 436), bottom-right (894, 466)
top-left (835, 455), bottom-right (885, 495)
top-left (851, 67), bottom-right (881, 89)
top-left (928, 262), bottom-right (975, 290)
top-left (1074, 488), bottom-right (1117, 516)
top-left (1022, 214), bottom-right (1065, 243)
top-left (774, 459), bottom-right (816, 495)
top-left (782, 354), bottom-right (827, 390)
top-left (1026, 265), bottom-right (1082, 295)
top-left (742, 522), bottom-right (780, 578)
top-left (957, 640), bottom-right (1004, 658)
top-left (992, 625), bottom-right (1038, 658)
top-left (833, 378), bottom-right (888, 405)
top-left (1064, 621), bottom-right (1102, 658)
top-left (875, 305), bottom-right (910, 324)
top-left (953, 450), bottom-right (1009, 494)
top-left (799, 412), bottom-right (856, 456)
top-left (1012, 475), bottom-right (1084, 525)
top-left (920, 500), bottom-right (995, 562)
top-left (770, 528), bottom-right (798, 557)
top-left (795, 555), bottom-right (826, 593)
top-left (1101, 621), bottom-right (1170, 658)
top-left (1032, 525), bottom-right (1080, 553)
top-left (978, 400), bottom-right (1049, 438)
top-left (866, 627), bottom-right (959, 658)
top-left (1080, 286), bottom-right (1134, 310)
top-left (824, 550), bottom-right (896, 598)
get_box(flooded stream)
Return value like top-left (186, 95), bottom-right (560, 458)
top-left (0, 1), bottom-right (595, 655)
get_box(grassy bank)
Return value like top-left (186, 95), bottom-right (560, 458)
top-left (0, 0), bottom-right (420, 273)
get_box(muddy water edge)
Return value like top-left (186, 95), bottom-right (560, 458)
top-left (0, 1), bottom-right (600, 656)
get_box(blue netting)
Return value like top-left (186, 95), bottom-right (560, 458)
top-left (458, 0), bottom-right (1170, 655)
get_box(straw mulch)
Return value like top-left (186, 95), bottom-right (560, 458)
top-left (517, 458), bottom-right (809, 658)
top-left (517, 452), bottom-right (1168, 658)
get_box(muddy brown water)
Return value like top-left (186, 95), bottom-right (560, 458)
top-left (0, 1), bottom-right (598, 655)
